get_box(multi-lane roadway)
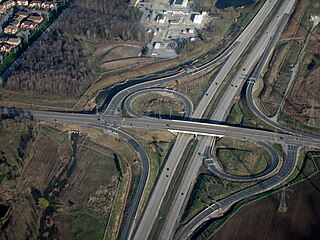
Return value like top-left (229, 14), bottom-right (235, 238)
top-left (18, 0), bottom-right (315, 239)
top-left (29, 110), bottom-right (320, 151)
top-left (132, 0), bottom-right (294, 238)
top-left (157, 1), bottom-right (297, 238)
top-left (175, 145), bottom-right (299, 239)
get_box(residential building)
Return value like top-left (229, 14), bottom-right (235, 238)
top-left (2, 0), bottom-right (16, 9)
top-left (0, 43), bottom-right (14, 53)
top-left (7, 37), bottom-right (21, 46)
top-left (41, 0), bottom-right (57, 9)
top-left (29, 0), bottom-right (41, 8)
top-left (27, 14), bottom-right (43, 23)
top-left (21, 19), bottom-right (37, 29)
top-left (15, 15), bottom-right (26, 22)
top-left (16, 10), bottom-right (30, 18)
top-left (10, 19), bottom-right (21, 27)
top-left (17, 0), bottom-right (29, 6)
top-left (0, 37), bottom-right (8, 43)
top-left (4, 24), bottom-right (19, 34)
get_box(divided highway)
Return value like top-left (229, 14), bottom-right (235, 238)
top-left (133, 0), bottom-right (289, 239)
top-left (29, 110), bottom-right (148, 240)
top-left (175, 145), bottom-right (299, 240)
top-left (22, 1), bottom-right (313, 239)
top-left (155, 1), bottom-right (297, 238)
top-left (103, 39), bottom-right (238, 116)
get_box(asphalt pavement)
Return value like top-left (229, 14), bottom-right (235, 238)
top-left (174, 145), bottom-right (299, 240)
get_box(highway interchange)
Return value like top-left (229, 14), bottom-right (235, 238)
top-left (15, 0), bottom-right (320, 239)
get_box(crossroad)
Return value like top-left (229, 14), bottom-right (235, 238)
top-left (17, 0), bottom-right (314, 239)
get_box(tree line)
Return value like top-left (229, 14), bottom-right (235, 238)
top-left (57, 0), bottom-right (146, 41)
top-left (5, 30), bottom-right (95, 97)
top-left (4, 0), bottom-right (146, 97)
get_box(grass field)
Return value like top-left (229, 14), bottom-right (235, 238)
top-left (131, 93), bottom-right (185, 118)
top-left (214, 138), bottom-right (271, 177)
top-left (226, 90), bottom-right (275, 131)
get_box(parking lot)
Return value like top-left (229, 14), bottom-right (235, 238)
top-left (136, 0), bottom-right (211, 58)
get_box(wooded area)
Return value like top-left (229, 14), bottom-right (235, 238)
top-left (5, 30), bottom-right (95, 97)
top-left (4, 0), bottom-right (146, 97)
top-left (62, 0), bottom-right (146, 41)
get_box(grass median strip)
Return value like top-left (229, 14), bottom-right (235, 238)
top-left (148, 138), bottom-right (198, 239)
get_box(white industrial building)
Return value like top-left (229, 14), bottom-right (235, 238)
top-left (190, 13), bottom-right (203, 24)
top-left (171, 0), bottom-right (188, 8)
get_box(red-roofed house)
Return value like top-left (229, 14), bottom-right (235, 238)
top-left (7, 37), bottom-right (21, 46)
top-left (29, 0), bottom-right (41, 8)
top-left (27, 14), bottom-right (43, 23)
top-left (4, 25), bottom-right (19, 34)
top-left (16, 10), bottom-right (30, 18)
top-left (1, 43), bottom-right (14, 53)
top-left (21, 20), bottom-right (37, 29)
top-left (17, 0), bottom-right (29, 6)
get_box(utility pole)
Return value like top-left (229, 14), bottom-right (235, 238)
top-left (278, 187), bottom-right (293, 213)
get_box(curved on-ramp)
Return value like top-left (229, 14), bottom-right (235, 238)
top-left (205, 141), bottom-right (281, 182)
top-left (175, 145), bottom-right (299, 240)
top-left (103, 41), bottom-right (239, 116)
top-left (83, 124), bottom-right (149, 240)
top-left (124, 88), bottom-right (194, 118)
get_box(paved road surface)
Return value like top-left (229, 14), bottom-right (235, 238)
top-left (156, 1), bottom-right (296, 238)
top-left (29, 111), bottom-right (320, 149)
top-left (134, 1), bottom-right (286, 238)
top-left (206, 141), bottom-right (281, 182)
top-left (28, 110), bottom-right (148, 240)
top-left (175, 145), bottom-right (299, 240)
top-left (103, 40), bottom-right (237, 116)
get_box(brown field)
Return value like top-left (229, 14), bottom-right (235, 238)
top-left (99, 45), bottom-right (141, 62)
top-left (132, 93), bottom-right (185, 117)
top-left (210, 173), bottom-right (320, 240)
top-left (101, 57), bottom-right (153, 71)
top-left (281, 27), bottom-right (320, 130)
top-left (280, 0), bottom-right (308, 40)
top-left (0, 120), bottom-right (137, 240)
top-left (258, 0), bottom-right (320, 131)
